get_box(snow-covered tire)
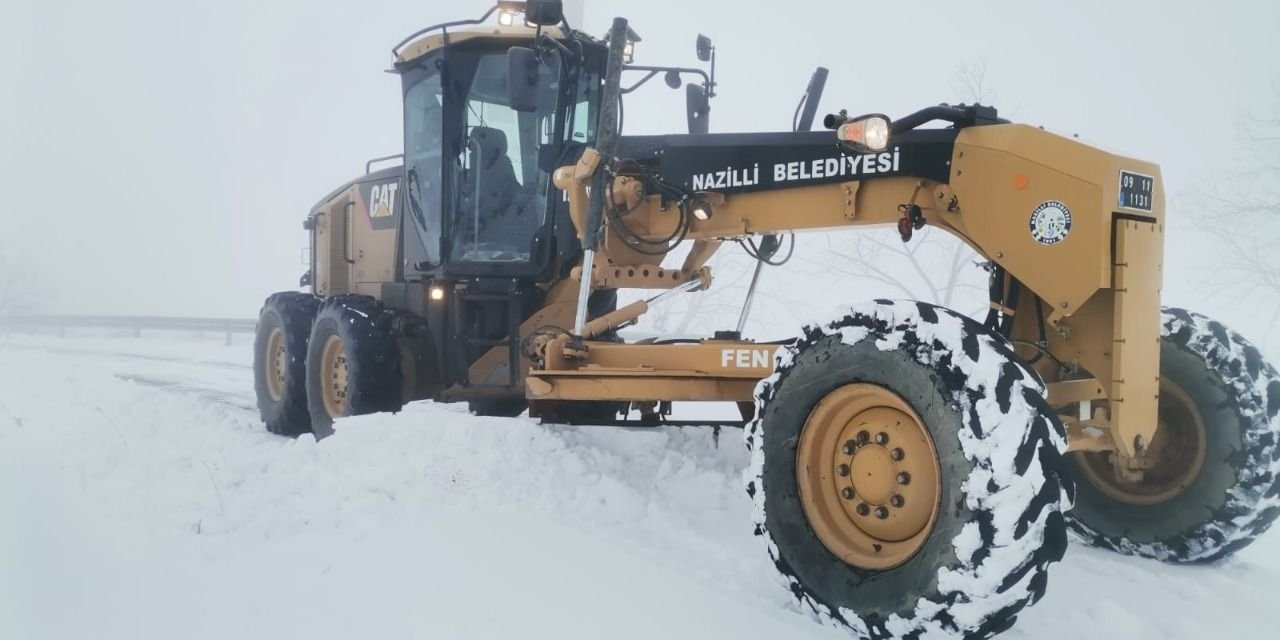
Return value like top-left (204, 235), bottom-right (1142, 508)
top-left (1065, 307), bottom-right (1280, 563)
top-left (253, 291), bottom-right (320, 436)
top-left (745, 300), bottom-right (1072, 639)
top-left (305, 295), bottom-right (403, 439)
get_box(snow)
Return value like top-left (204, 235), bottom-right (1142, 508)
top-left (2, 332), bottom-right (1279, 639)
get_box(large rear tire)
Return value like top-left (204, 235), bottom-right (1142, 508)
top-left (305, 295), bottom-right (403, 439)
top-left (746, 300), bottom-right (1071, 639)
top-left (253, 292), bottom-right (320, 436)
top-left (1065, 308), bottom-right (1280, 563)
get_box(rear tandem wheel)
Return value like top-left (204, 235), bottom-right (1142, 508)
top-left (305, 295), bottom-right (404, 438)
top-left (253, 292), bottom-right (320, 436)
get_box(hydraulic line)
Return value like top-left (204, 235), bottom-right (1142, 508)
top-left (735, 259), bottom-right (765, 334)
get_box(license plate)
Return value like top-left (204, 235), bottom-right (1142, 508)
top-left (1118, 171), bottom-right (1155, 212)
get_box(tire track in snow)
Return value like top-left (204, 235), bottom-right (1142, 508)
top-left (112, 373), bottom-right (258, 414)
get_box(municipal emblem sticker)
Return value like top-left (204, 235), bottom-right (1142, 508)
top-left (1029, 200), bottom-right (1072, 245)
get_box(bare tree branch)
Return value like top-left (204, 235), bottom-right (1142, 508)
top-left (952, 59), bottom-right (994, 105)
top-left (1186, 89), bottom-right (1280, 335)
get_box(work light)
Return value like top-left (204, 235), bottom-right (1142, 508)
top-left (692, 201), bottom-right (713, 221)
top-left (837, 115), bottom-right (891, 152)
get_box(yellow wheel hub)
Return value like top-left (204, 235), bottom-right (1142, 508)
top-left (796, 384), bottom-right (942, 571)
top-left (320, 334), bottom-right (350, 419)
top-left (265, 328), bottom-right (287, 403)
top-left (1075, 379), bottom-right (1207, 506)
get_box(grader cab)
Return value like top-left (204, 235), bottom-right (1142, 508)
top-left (253, 2), bottom-right (1280, 637)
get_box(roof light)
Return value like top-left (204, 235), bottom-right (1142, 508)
top-left (606, 26), bottom-right (642, 64)
top-left (498, 8), bottom-right (518, 26)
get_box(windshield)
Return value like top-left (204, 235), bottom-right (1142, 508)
top-left (451, 51), bottom-right (562, 264)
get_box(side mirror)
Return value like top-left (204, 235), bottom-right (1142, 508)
top-left (696, 34), bottom-right (713, 62)
top-left (686, 84), bottom-right (710, 134)
top-left (526, 0), bottom-right (564, 26)
top-left (507, 47), bottom-right (540, 113)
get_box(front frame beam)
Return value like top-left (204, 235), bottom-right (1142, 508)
top-left (534, 122), bottom-right (1166, 459)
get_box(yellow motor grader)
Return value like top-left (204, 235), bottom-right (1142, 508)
top-left (253, 2), bottom-right (1280, 637)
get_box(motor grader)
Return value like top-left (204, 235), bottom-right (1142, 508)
top-left (253, 2), bottom-right (1280, 637)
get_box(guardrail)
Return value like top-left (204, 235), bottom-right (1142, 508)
top-left (0, 315), bottom-right (258, 345)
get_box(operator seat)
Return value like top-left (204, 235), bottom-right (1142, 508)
top-left (465, 127), bottom-right (521, 234)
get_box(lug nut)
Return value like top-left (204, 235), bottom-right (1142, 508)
top-left (856, 503), bottom-right (871, 516)
top-left (875, 506), bottom-right (889, 519)
top-left (842, 440), bottom-right (857, 455)
top-left (897, 472), bottom-right (911, 485)
top-left (837, 464), bottom-right (850, 477)
top-left (857, 430), bottom-right (870, 444)
top-left (891, 495), bottom-right (905, 508)
top-left (841, 487), bottom-right (855, 500)
top-left (890, 448), bottom-right (904, 461)
top-left (875, 432), bottom-right (889, 445)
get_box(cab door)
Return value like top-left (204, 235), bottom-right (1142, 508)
top-left (310, 189), bottom-right (355, 297)
top-left (446, 49), bottom-right (561, 273)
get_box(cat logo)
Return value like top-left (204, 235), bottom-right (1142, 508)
top-left (369, 182), bottom-right (399, 218)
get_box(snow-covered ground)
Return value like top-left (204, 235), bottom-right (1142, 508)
top-left (1, 332), bottom-right (1277, 639)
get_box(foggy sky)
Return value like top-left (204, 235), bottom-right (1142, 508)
top-left (2, 0), bottom-right (1277, 343)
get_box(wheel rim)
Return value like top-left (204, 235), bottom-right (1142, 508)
top-left (320, 334), bottom-right (350, 419)
top-left (1075, 379), bottom-right (1207, 506)
top-left (796, 384), bottom-right (942, 571)
top-left (265, 327), bottom-right (287, 402)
